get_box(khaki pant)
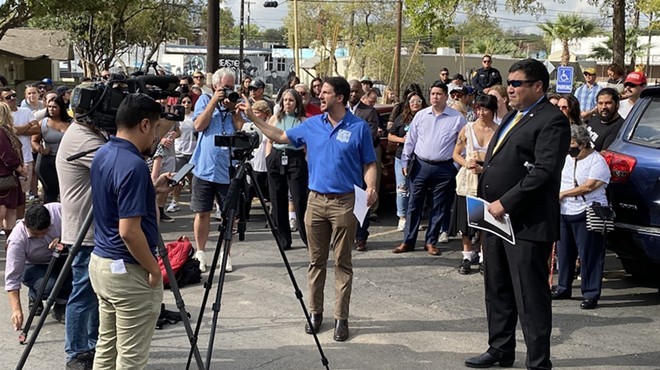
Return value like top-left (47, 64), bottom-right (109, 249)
top-left (89, 254), bottom-right (163, 370)
top-left (305, 191), bottom-right (357, 320)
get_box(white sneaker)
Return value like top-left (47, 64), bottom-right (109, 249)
top-left (439, 232), bottom-right (449, 244)
top-left (195, 251), bottom-right (207, 273)
top-left (166, 201), bottom-right (180, 213)
top-left (289, 218), bottom-right (298, 232)
top-left (397, 218), bottom-right (406, 231)
top-left (225, 255), bottom-right (233, 273)
top-left (213, 209), bottom-right (222, 221)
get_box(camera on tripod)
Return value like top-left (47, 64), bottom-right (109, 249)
top-left (214, 131), bottom-right (260, 160)
top-left (70, 74), bottom-right (185, 133)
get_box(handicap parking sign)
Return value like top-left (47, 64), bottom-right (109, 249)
top-left (556, 66), bottom-right (574, 93)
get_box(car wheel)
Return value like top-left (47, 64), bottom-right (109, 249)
top-left (620, 258), bottom-right (660, 287)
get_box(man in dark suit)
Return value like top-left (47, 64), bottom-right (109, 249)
top-left (465, 59), bottom-right (570, 370)
top-left (347, 79), bottom-right (379, 251)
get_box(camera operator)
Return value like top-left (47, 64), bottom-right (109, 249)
top-left (189, 68), bottom-right (244, 273)
top-left (88, 93), bottom-right (173, 370)
top-left (56, 94), bottom-right (106, 369)
top-left (240, 76), bottom-right (377, 342)
top-left (5, 203), bottom-right (71, 330)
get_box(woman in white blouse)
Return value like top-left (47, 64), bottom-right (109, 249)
top-left (553, 124), bottom-right (611, 310)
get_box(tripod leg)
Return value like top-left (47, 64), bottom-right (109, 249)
top-left (248, 166), bottom-right (330, 369)
top-left (157, 235), bottom-right (205, 370)
top-left (15, 209), bottom-right (94, 370)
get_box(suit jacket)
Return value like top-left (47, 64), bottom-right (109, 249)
top-left (478, 97), bottom-right (570, 242)
top-left (351, 102), bottom-right (380, 146)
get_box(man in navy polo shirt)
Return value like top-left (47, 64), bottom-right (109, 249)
top-left (89, 94), bottom-right (173, 370)
top-left (241, 76), bottom-right (378, 342)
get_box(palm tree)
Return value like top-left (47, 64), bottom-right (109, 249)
top-left (589, 29), bottom-right (650, 66)
top-left (539, 14), bottom-right (600, 65)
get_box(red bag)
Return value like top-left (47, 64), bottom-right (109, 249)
top-left (158, 236), bottom-right (193, 285)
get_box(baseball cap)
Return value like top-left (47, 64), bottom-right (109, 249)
top-left (248, 80), bottom-right (265, 90)
top-left (360, 76), bottom-right (372, 83)
top-left (450, 87), bottom-right (468, 95)
top-left (624, 71), bottom-right (647, 86)
top-left (41, 78), bottom-right (53, 86)
top-left (583, 67), bottom-right (597, 75)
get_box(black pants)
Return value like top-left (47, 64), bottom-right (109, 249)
top-left (36, 153), bottom-right (59, 204)
top-left (483, 233), bottom-right (553, 370)
top-left (267, 149), bottom-right (308, 248)
top-left (246, 171), bottom-right (269, 220)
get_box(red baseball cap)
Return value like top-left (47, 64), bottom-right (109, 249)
top-left (624, 71), bottom-right (647, 86)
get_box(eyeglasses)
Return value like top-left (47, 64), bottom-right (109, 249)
top-left (483, 60), bottom-right (492, 63)
top-left (37, 86), bottom-right (47, 90)
top-left (409, 99), bottom-right (423, 104)
top-left (558, 105), bottom-right (569, 111)
top-left (507, 80), bottom-right (536, 88)
top-left (299, 92), bottom-right (308, 97)
top-left (450, 92), bottom-right (464, 97)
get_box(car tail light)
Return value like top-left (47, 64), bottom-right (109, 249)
top-left (602, 150), bottom-right (637, 183)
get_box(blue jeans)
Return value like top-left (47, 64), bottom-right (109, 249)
top-left (22, 258), bottom-right (71, 305)
top-left (394, 157), bottom-right (409, 218)
top-left (65, 245), bottom-right (99, 361)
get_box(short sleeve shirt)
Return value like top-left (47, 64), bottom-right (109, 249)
top-left (11, 108), bottom-right (36, 163)
top-left (91, 137), bottom-right (158, 264)
top-left (286, 111), bottom-right (376, 194)
top-left (560, 151), bottom-right (611, 215)
top-left (190, 94), bottom-right (236, 184)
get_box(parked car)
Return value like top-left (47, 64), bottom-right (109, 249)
top-left (602, 86), bottom-right (660, 286)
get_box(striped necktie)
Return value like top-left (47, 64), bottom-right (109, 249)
top-left (493, 111), bottom-right (523, 153)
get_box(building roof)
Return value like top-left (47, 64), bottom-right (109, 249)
top-left (0, 28), bottom-right (72, 60)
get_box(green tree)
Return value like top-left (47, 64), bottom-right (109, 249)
top-left (538, 14), bottom-right (599, 65)
top-left (589, 28), bottom-right (651, 65)
top-left (0, 0), bottom-right (74, 41)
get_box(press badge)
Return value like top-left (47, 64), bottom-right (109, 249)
top-left (337, 129), bottom-right (351, 143)
top-left (281, 155), bottom-right (288, 166)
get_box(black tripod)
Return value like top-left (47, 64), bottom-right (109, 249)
top-left (185, 155), bottom-right (330, 370)
top-left (15, 208), bottom-right (205, 370)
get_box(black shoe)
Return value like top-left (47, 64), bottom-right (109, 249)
top-left (465, 351), bottom-right (514, 368)
top-left (333, 319), bottom-right (349, 342)
top-left (580, 298), bottom-right (598, 310)
top-left (160, 211), bottom-right (174, 223)
top-left (551, 289), bottom-right (572, 300)
top-left (304, 313), bottom-right (323, 334)
top-left (458, 259), bottom-right (472, 275)
top-left (28, 297), bottom-right (43, 316)
top-left (52, 303), bottom-right (66, 323)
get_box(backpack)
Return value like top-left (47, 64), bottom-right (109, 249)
top-left (158, 236), bottom-right (202, 288)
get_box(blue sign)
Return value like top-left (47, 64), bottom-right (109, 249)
top-left (556, 66), bottom-right (574, 93)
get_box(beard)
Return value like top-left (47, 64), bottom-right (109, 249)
top-left (599, 108), bottom-right (616, 123)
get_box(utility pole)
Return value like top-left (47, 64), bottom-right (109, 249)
top-left (293, 0), bottom-right (300, 76)
top-left (207, 0), bottom-right (220, 75)
top-left (239, 0), bottom-right (246, 83)
top-left (394, 0), bottom-right (402, 97)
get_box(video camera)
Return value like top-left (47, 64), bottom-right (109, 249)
top-left (215, 131), bottom-right (261, 160)
top-left (70, 74), bottom-right (185, 133)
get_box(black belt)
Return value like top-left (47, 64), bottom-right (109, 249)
top-left (312, 190), bottom-right (352, 199)
top-left (417, 157), bottom-right (452, 165)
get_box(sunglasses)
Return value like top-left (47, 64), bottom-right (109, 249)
top-left (624, 83), bottom-right (640, 88)
top-left (483, 60), bottom-right (492, 63)
top-left (507, 80), bottom-right (536, 88)
top-left (193, 75), bottom-right (204, 79)
top-left (2, 94), bottom-right (17, 100)
top-left (179, 84), bottom-right (189, 87)
top-left (440, 72), bottom-right (448, 75)
top-left (583, 72), bottom-right (595, 77)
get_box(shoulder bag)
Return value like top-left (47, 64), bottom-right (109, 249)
top-left (455, 123), bottom-right (479, 197)
top-left (572, 159), bottom-right (615, 234)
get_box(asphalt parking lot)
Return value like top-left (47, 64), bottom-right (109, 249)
top-left (2, 194), bottom-right (660, 370)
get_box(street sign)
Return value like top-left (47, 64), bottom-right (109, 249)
top-left (556, 66), bottom-right (574, 93)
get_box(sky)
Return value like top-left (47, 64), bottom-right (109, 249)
top-left (224, 0), bottom-right (651, 36)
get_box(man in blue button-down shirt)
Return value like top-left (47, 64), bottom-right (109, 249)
top-left (393, 81), bottom-right (466, 255)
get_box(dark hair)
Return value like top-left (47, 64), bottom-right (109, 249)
top-left (179, 75), bottom-right (193, 85)
top-left (597, 87), bottom-right (620, 106)
top-left (560, 94), bottom-right (581, 125)
top-left (45, 96), bottom-right (72, 122)
top-left (1, 86), bottom-right (12, 93)
top-left (440, 67), bottom-right (449, 73)
top-left (0, 74), bottom-right (8, 87)
top-left (509, 58), bottom-right (550, 92)
top-left (401, 92), bottom-right (427, 123)
top-left (483, 54), bottom-right (492, 60)
top-left (323, 76), bottom-right (351, 105)
top-left (310, 77), bottom-right (323, 87)
top-left (547, 93), bottom-right (561, 102)
top-left (402, 83), bottom-right (423, 101)
top-left (429, 80), bottom-right (448, 94)
top-left (178, 93), bottom-right (192, 104)
top-left (277, 88), bottom-right (306, 120)
top-left (474, 94), bottom-right (498, 114)
top-left (24, 205), bottom-right (51, 231)
top-left (607, 63), bottom-right (625, 77)
top-left (115, 93), bottom-right (161, 130)
top-left (287, 75), bottom-right (300, 88)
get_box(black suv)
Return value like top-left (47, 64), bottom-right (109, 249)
top-left (602, 86), bottom-right (660, 286)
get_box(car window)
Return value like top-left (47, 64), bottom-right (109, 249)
top-left (631, 98), bottom-right (660, 147)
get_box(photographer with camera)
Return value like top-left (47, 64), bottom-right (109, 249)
top-left (190, 68), bottom-right (244, 273)
top-left (88, 93), bottom-right (173, 370)
top-left (240, 76), bottom-right (377, 342)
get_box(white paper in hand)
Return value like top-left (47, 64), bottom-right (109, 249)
top-left (353, 185), bottom-right (369, 227)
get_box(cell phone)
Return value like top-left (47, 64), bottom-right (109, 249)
top-left (169, 163), bottom-right (194, 186)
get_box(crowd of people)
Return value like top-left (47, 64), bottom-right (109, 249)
top-left (0, 55), bottom-right (646, 369)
